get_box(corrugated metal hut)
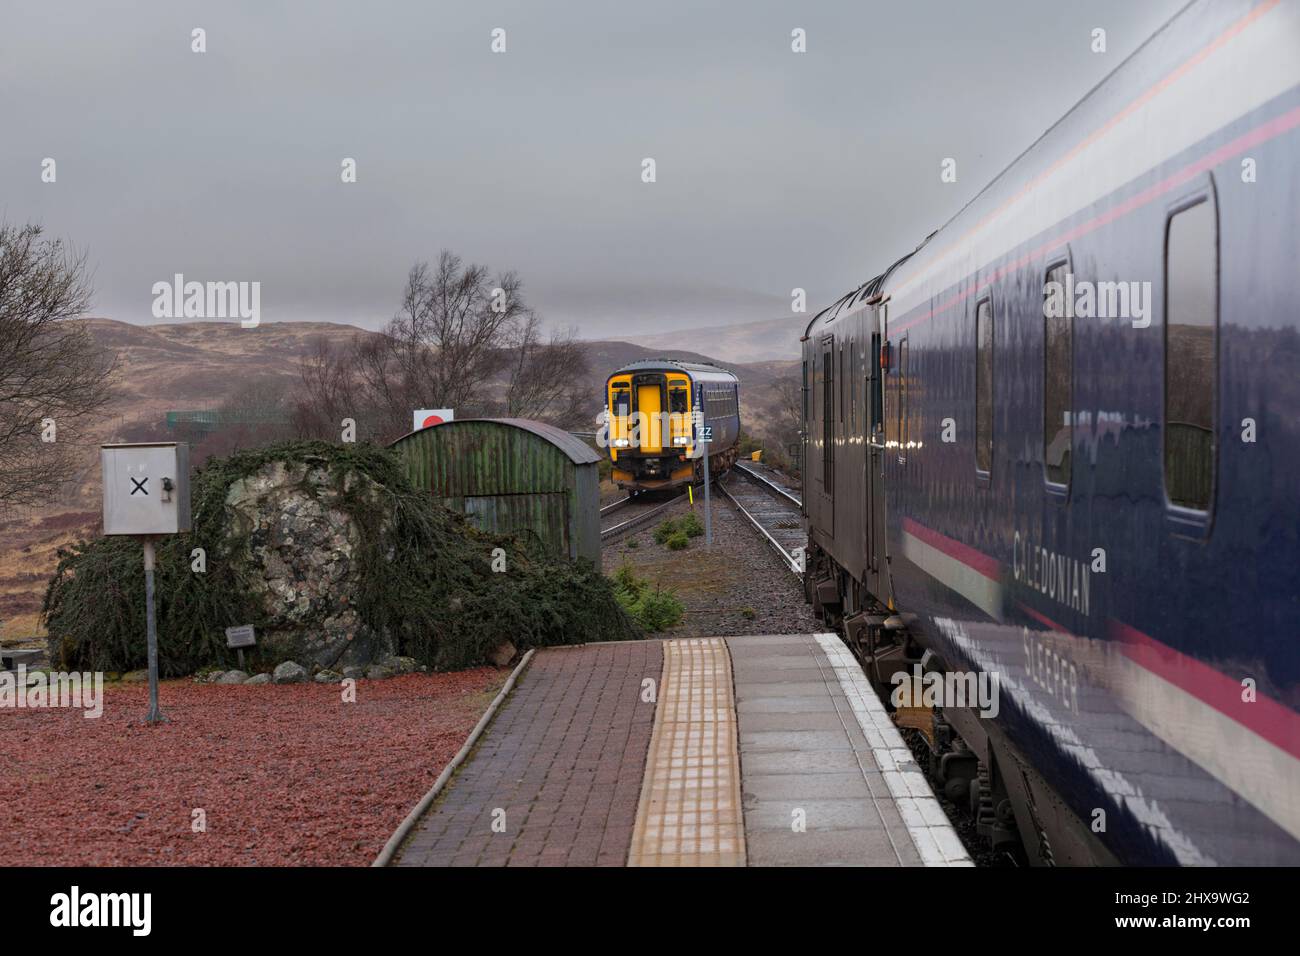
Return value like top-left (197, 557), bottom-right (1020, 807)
top-left (390, 418), bottom-right (601, 564)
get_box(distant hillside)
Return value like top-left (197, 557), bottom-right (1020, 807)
top-left (78, 318), bottom-right (796, 427)
top-left (1, 318), bottom-right (798, 640)
top-left (623, 315), bottom-right (807, 364)
top-left (580, 340), bottom-right (790, 391)
top-left (83, 318), bottom-right (366, 420)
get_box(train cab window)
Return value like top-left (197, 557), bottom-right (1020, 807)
top-left (1043, 263), bottom-right (1072, 487)
top-left (1164, 197), bottom-right (1218, 512)
top-left (975, 297), bottom-right (993, 474)
top-left (669, 387), bottom-right (688, 414)
top-left (612, 389), bottom-right (631, 416)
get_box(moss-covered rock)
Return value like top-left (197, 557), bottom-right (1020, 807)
top-left (43, 440), bottom-right (640, 675)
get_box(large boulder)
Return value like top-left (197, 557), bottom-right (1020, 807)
top-left (223, 459), bottom-right (392, 670)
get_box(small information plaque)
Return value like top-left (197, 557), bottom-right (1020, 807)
top-left (225, 625), bottom-right (256, 649)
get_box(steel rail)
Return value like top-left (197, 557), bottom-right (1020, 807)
top-left (731, 460), bottom-right (802, 509)
top-left (717, 474), bottom-right (802, 574)
top-left (599, 495), bottom-right (636, 517)
top-left (600, 492), bottom-right (688, 540)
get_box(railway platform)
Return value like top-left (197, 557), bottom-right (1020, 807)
top-left (386, 634), bottom-right (971, 867)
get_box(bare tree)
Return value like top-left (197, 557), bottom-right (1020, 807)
top-left (772, 375), bottom-right (801, 433)
top-left (390, 252), bottom-right (525, 409)
top-left (0, 224), bottom-right (115, 506)
top-left (503, 313), bottom-right (590, 426)
top-left (294, 250), bottom-right (585, 442)
top-left (291, 335), bottom-right (368, 440)
top-left (769, 375), bottom-right (804, 473)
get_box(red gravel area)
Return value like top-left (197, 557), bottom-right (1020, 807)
top-left (0, 670), bottom-right (504, 866)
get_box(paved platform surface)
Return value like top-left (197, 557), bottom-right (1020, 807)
top-left (393, 641), bottom-right (661, 867)
top-left (733, 634), bottom-right (921, 865)
top-left (391, 634), bottom-right (970, 867)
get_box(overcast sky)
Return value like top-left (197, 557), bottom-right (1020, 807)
top-left (0, 0), bottom-right (1187, 338)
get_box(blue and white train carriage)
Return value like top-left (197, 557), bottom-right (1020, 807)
top-left (801, 0), bottom-right (1300, 865)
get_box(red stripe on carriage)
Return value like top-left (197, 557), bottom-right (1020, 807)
top-left (901, 518), bottom-right (1002, 581)
top-left (1108, 619), bottom-right (1300, 762)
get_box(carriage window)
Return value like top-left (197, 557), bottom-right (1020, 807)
top-left (898, 338), bottom-right (909, 461)
top-left (839, 347), bottom-right (845, 423)
top-left (870, 330), bottom-right (882, 430)
top-left (1164, 199), bottom-right (1217, 512)
top-left (1043, 263), bottom-right (1072, 486)
top-left (975, 297), bottom-right (993, 473)
top-left (822, 340), bottom-right (834, 494)
top-left (849, 342), bottom-right (856, 429)
top-left (802, 360), bottom-right (809, 421)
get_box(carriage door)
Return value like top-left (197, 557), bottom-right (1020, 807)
top-left (866, 304), bottom-right (888, 594)
top-left (820, 334), bottom-right (835, 534)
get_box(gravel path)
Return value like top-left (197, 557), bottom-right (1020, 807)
top-left (603, 492), bottom-right (819, 638)
top-left (0, 670), bottom-right (504, 866)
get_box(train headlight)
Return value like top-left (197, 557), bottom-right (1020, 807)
top-left (672, 436), bottom-right (690, 446)
top-left (612, 438), bottom-right (630, 448)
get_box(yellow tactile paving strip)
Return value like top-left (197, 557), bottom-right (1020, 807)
top-left (629, 638), bottom-right (746, 866)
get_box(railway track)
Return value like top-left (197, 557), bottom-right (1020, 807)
top-left (600, 491), bottom-right (689, 541)
top-left (731, 460), bottom-right (801, 509)
top-left (600, 495), bottom-right (636, 518)
top-left (719, 462), bottom-right (804, 574)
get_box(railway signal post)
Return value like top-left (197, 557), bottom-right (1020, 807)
top-left (100, 442), bottom-right (192, 724)
top-left (695, 384), bottom-right (713, 546)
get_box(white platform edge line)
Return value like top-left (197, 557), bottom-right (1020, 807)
top-left (813, 633), bottom-right (974, 867)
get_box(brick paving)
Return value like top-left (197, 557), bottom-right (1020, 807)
top-left (393, 641), bottom-right (662, 867)
top-left (391, 633), bottom-right (969, 867)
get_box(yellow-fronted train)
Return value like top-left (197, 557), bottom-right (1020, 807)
top-left (603, 359), bottom-right (739, 491)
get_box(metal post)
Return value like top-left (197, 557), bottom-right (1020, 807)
top-left (702, 431), bottom-right (712, 546)
top-left (696, 384), bottom-right (713, 547)
top-left (142, 537), bottom-right (167, 724)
